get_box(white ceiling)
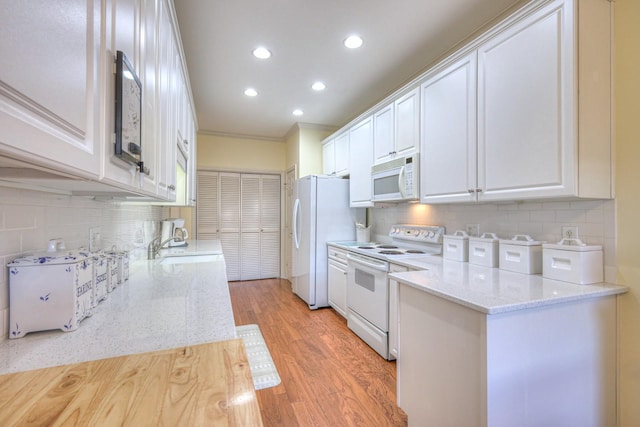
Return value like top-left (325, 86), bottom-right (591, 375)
top-left (174, 0), bottom-right (526, 141)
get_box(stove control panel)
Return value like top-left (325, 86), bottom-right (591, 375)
top-left (389, 225), bottom-right (445, 244)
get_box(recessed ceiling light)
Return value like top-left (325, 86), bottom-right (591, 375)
top-left (293, 109), bottom-right (304, 116)
top-left (344, 35), bottom-right (363, 49)
top-left (312, 81), bottom-right (326, 91)
top-left (252, 47), bottom-right (271, 59)
top-left (244, 88), bottom-right (258, 97)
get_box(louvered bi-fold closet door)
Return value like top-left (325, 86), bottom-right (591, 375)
top-left (219, 173), bottom-right (241, 281)
top-left (240, 174), bottom-right (281, 280)
top-left (260, 175), bottom-right (281, 279)
top-left (196, 171), bottom-right (219, 240)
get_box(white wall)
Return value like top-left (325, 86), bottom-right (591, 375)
top-left (0, 187), bottom-right (167, 340)
top-left (371, 199), bottom-right (616, 282)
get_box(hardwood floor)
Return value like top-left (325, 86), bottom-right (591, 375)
top-left (229, 278), bottom-right (408, 427)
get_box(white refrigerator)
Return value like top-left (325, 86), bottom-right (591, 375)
top-left (292, 175), bottom-right (362, 309)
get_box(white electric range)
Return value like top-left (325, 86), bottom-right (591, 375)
top-left (333, 225), bottom-right (445, 360)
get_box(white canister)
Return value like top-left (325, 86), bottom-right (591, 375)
top-left (469, 233), bottom-right (500, 267)
top-left (106, 252), bottom-right (119, 291)
top-left (543, 238), bottom-right (603, 284)
top-left (443, 231), bottom-right (469, 262)
top-left (7, 247), bottom-right (93, 338)
top-left (499, 234), bottom-right (543, 274)
top-left (92, 251), bottom-right (109, 305)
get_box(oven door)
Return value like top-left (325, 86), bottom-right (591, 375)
top-left (346, 252), bottom-right (389, 332)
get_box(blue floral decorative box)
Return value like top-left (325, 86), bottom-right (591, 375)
top-left (7, 249), bottom-right (93, 339)
top-left (91, 251), bottom-right (109, 306)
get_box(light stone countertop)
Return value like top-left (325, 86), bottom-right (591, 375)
top-left (0, 240), bottom-right (236, 375)
top-left (390, 257), bottom-right (628, 314)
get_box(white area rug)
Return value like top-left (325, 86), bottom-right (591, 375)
top-left (236, 324), bottom-right (281, 390)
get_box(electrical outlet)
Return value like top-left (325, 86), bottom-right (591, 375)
top-left (89, 227), bottom-right (101, 252)
top-left (561, 226), bottom-right (579, 240)
top-left (465, 223), bottom-right (479, 237)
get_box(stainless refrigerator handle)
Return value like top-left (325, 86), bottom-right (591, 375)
top-left (293, 198), bottom-right (300, 249)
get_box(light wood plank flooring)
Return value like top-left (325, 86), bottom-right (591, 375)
top-left (229, 278), bottom-right (408, 427)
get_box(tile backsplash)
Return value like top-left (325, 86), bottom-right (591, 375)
top-left (0, 187), bottom-right (168, 340)
top-left (371, 199), bottom-right (616, 283)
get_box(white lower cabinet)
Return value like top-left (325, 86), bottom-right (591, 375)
top-left (398, 285), bottom-right (617, 426)
top-left (327, 246), bottom-right (348, 317)
top-left (389, 263), bottom-right (410, 360)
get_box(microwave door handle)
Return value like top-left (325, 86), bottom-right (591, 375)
top-left (398, 165), bottom-right (406, 198)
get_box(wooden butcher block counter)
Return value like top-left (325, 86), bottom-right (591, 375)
top-left (0, 339), bottom-right (263, 426)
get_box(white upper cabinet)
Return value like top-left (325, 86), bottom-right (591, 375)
top-left (394, 87), bottom-right (420, 158)
top-left (478, 0), bottom-right (611, 201)
top-left (421, 52), bottom-right (477, 204)
top-left (421, 0), bottom-right (612, 203)
top-left (0, 0), bottom-right (102, 178)
top-left (374, 87), bottom-right (420, 164)
top-left (349, 116), bottom-right (374, 207)
top-left (373, 103), bottom-right (394, 163)
top-left (101, 0), bottom-right (157, 195)
top-left (373, 87), bottom-right (420, 164)
top-left (0, 0), bottom-right (196, 201)
top-left (322, 131), bottom-right (349, 176)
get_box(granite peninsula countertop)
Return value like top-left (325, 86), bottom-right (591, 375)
top-left (389, 257), bottom-right (628, 314)
top-left (0, 240), bottom-right (236, 375)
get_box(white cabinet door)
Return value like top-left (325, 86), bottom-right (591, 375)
top-left (389, 263), bottom-right (409, 360)
top-left (373, 88), bottom-right (419, 165)
top-left (394, 87), bottom-right (420, 157)
top-left (328, 259), bottom-right (347, 318)
top-left (334, 132), bottom-right (350, 176)
top-left (477, 0), bottom-right (573, 201)
top-left (373, 103), bottom-right (394, 164)
top-left (322, 139), bottom-right (335, 176)
top-left (421, 52), bottom-right (477, 204)
top-left (322, 132), bottom-right (349, 177)
top-left (0, 0), bottom-right (102, 178)
top-left (349, 116), bottom-right (374, 207)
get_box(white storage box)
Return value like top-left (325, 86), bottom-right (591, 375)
top-left (7, 243), bottom-right (93, 338)
top-left (469, 233), bottom-right (500, 267)
top-left (443, 231), bottom-right (469, 262)
top-left (499, 234), bottom-right (543, 274)
top-left (92, 251), bottom-right (109, 305)
top-left (543, 239), bottom-right (603, 284)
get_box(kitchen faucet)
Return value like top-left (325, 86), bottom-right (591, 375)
top-left (147, 236), bottom-right (184, 259)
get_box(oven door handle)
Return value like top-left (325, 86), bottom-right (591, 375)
top-left (347, 253), bottom-right (388, 271)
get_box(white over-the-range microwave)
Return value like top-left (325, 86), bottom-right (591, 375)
top-left (371, 154), bottom-right (419, 202)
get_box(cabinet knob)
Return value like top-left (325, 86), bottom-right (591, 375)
top-left (476, 188), bottom-right (483, 193)
top-left (168, 185), bottom-right (176, 191)
top-left (468, 189), bottom-right (475, 194)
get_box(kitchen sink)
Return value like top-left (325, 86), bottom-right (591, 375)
top-left (160, 254), bottom-right (218, 265)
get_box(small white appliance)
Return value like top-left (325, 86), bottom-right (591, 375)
top-left (371, 154), bottom-right (419, 202)
top-left (160, 218), bottom-right (189, 247)
top-left (291, 175), bottom-right (363, 309)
